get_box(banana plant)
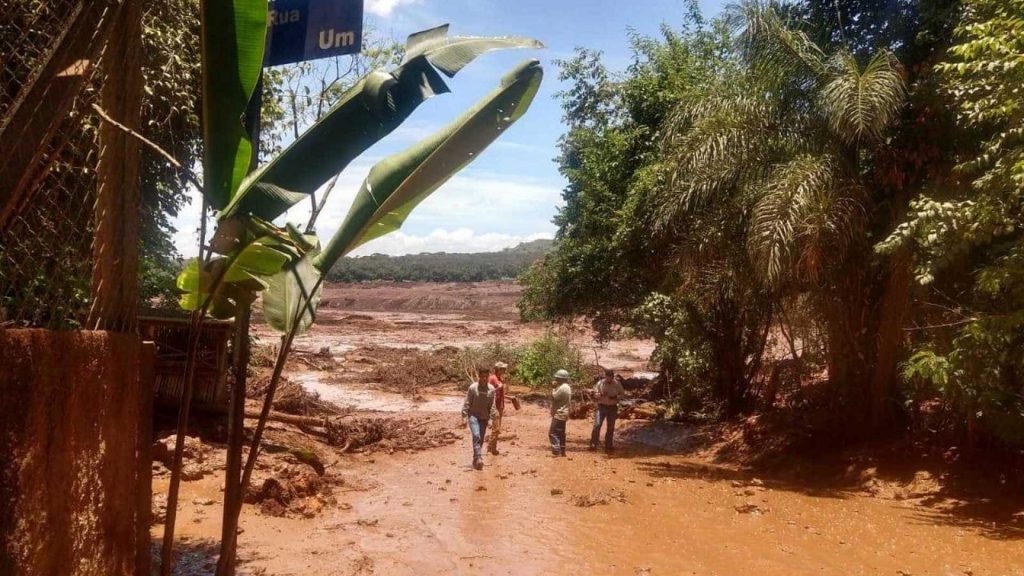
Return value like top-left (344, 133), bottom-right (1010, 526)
top-left (178, 24), bottom-right (544, 329)
top-left (263, 58), bottom-right (544, 332)
top-left (164, 5), bottom-right (544, 575)
top-left (220, 23), bottom-right (542, 222)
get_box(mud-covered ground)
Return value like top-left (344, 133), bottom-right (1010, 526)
top-left (156, 281), bottom-right (1024, 576)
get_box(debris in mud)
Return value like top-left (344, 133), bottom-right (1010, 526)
top-left (259, 443), bottom-right (327, 475)
top-left (292, 347), bottom-right (338, 371)
top-left (368, 345), bottom-right (462, 398)
top-left (550, 488), bottom-right (564, 496)
top-left (152, 493), bottom-right (168, 524)
top-left (324, 415), bottom-right (459, 453)
top-left (349, 553), bottom-right (375, 575)
top-left (734, 503), bottom-right (768, 515)
top-left (248, 375), bottom-right (343, 417)
top-left (625, 401), bottom-right (668, 420)
top-left (244, 467), bottom-right (338, 518)
top-left (570, 490), bottom-right (628, 507)
top-left (153, 434), bottom-right (217, 480)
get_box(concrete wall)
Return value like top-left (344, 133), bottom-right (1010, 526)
top-left (0, 329), bottom-right (152, 576)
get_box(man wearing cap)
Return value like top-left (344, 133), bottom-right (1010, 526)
top-left (590, 368), bottom-right (625, 452)
top-left (487, 361), bottom-right (509, 456)
top-left (549, 369), bottom-right (572, 456)
top-left (462, 366), bottom-right (497, 470)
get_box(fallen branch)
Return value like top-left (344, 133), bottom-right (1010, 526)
top-left (243, 408), bottom-right (333, 428)
top-left (92, 103), bottom-right (202, 190)
top-left (407, 417), bottom-right (442, 431)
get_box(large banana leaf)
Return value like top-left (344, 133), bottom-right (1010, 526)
top-left (404, 24), bottom-right (544, 77)
top-left (176, 233), bottom-right (304, 319)
top-left (262, 248), bottom-right (323, 333)
top-left (315, 58), bottom-right (544, 271)
top-left (258, 58), bottom-right (543, 333)
top-left (201, 0), bottom-right (267, 209)
top-left (219, 26), bottom-right (543, 223)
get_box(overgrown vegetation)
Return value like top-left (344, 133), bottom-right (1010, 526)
top-left (521, 0), bottom-right (1024, 448)
top-left (515, 332), bottom-right (587, 387)
top-left (454, 332), bottom-right (587, 388)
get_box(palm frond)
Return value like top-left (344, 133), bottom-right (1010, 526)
top-left (820, 50), bottom-right (906, 147)
top-left (658, 91), bottom-right (777, 225)
top-left (727, 0), bottom-right (826, 80)
top-left (748, 153), bottom-right (865, 285)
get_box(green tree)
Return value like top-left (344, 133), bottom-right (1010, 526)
top-left (522, 7), bottom-right (775, 416)
top-left (137, 0), bottom-right (201, 307)
top-left (659, 2), bottom-right (911, 427)
top-left (881, 0), bottom-right (1024, 443)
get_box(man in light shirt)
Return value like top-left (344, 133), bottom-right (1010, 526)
top-left (549, 369), bottom-right (572, 457)
top-left (462, 366), bottom-right (497, 470)
top-left (590, 368), bottom-right (625, 452)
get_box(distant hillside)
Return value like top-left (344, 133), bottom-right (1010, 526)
top-left (325, 239), bottom-right (553, 283)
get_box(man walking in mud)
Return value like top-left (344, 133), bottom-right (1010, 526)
top-left (462, 366), bottom-right (497, 470)
top-left (549, 369), bottom-right (572, 456)
top-left (487, 361), bottom-right (508, 456)
top-left (590, 368), bottom-right (625, 452)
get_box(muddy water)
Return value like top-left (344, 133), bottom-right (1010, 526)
top-left (325, 407), bottom-right (1024, 576)
top-left (172, 282), bottom-right (1022, 575)
top-left (163, 402), bottom-right (1024, 576)
top-left (294, 371), bottom-right (462, 413)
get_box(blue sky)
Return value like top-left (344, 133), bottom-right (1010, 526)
top-left (173, 0), bottom-right (727, 257)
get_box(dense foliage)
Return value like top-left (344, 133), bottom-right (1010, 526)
top-left (137, 0), bottom-right (201, 307)
top-left (522, 0), bottom-right (1024, 444)
top-left (882, 0), bottom-right (1024, 443)
top-left (327, 239), bottom-right (552, 282)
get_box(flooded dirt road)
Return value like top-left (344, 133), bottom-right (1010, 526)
top-left (163, 402), bottom-right (1024, 575)
top-left (160, 281), bottom-right (1024, 575)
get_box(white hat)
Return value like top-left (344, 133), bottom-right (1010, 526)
top-left (494, 361), bottom-right (508, 369)
top-left (554, 369), bottom-right (570, 379)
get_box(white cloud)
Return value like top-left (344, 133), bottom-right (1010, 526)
top-left (351, 228), bottom-right (553, 256)
top-left (279, 166), bottom-right (563, 256)
top-left (171, 161), bottom-right (564, 258)
top-left (365, 0), bottom-right (420, 17)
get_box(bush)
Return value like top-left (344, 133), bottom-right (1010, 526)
top-left (515, 332), bottom-right (586, 387)
top-left (451, 342), bottom-right (523, 385)
top-left (446, 334), bottom-right (587, 390)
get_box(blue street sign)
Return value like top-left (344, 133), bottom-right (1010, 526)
top-left (265, 0), bottom-right (364, 67)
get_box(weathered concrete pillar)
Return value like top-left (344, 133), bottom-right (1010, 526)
top-left (0, 329), bottom-right (151, 576)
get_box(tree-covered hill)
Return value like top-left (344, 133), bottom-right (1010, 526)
top-left (325, 239), bottom-right (553, 282)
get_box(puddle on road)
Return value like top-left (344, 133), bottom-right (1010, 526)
top-left (292, 372), bottom-right (461, 413)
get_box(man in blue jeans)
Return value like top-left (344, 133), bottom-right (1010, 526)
top-left (590, 368), bottom-right (624, 452)
top-left (462, 366), bottom-right (497, 470)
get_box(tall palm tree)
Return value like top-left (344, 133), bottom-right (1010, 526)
top-left (657, 0), bottom-right (908, 431)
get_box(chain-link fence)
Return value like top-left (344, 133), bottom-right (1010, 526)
top-left (0, 1), bottom-right (80, 122)
top-left (0, 1), bottom-right (119, 329)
